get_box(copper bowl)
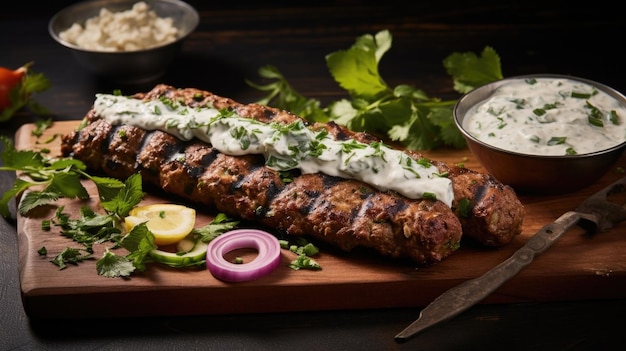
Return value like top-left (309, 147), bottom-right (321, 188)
top-left (453, 74), bottom-right (626, 194)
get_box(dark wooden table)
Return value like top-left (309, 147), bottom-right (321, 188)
top-left (2, 1), bottom-right (625, 350)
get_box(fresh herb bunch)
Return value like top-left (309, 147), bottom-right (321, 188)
top-left (0, 135), bottom-right (316, 276)
top-left (0, 135), bottom-right (130, 218)
top-left (247, 30), bottom-right (503, 151)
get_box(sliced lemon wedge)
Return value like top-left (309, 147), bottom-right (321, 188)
top-left (124, 204), bottom-right (196, 246)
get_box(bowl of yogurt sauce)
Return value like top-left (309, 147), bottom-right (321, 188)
top-left (454, 74), bottom-right (626, 194)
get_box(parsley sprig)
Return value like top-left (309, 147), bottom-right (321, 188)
top-left (0, 136), bottom-right (129, 218)
top-left (1, 136), bottom-right (314, 275)
top-left (247, 30), bottom-right (503, 151)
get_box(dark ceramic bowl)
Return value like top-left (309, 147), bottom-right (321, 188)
top-left (49, 0), bottom-right (199, 84)
top-left (454, 74), bottom-right (626, 194)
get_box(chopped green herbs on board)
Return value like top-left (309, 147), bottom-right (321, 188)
top-left (248, 29), bottom-right (503, 151)
top-left (0, 135), bottom-right (125, 217)
top-left (0, 133), bottom-right (304, 277)
top-left (0, 29), bottom-right (505, 279)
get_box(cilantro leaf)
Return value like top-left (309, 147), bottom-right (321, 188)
top-left (53, 205), bottom-right (122, 247)
top-left (0, 134), bottom-right (143, 218)
top-left (46, 157), bottom-right (87, 172)
top-left (325, 29), bottom-right (391, 99)
top-left (0, 136), bottom-right (45, 169)
top-left (18, 190), bottom-right (59, 214)
top-left (0, 136), bottom-right (97, 215)
top-left (87, 175), bottom-right (126, 202)
top-left (50, 247), bottom-right (93, 270)
top-left (100, 173), bottom-right (144, 217)
top-left (443, 46), bottom-right (503, 93)
top-left (45, 172), bottom-right (90, 199)
top-left (288, 254), bottom-right (321, 271)
top-left (118, 222), bottom-right (157, 272)
top-left (32, 118), bottom-right (53, 137)
top-left (245, 65), bottom-right (327, 123)
top-left (248, 30), bottom-right (503, 151)
top-left (192, 213), bottom-right (239, 243)
top-left (96, 249), bottom-right (136, 278)
top-left (0, 178), bottom-right (34, 217)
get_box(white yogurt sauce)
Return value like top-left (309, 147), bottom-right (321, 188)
top-left (463, 77), bottom-right (626, 156)
top-left (93, 94), bottom-right (454, 207)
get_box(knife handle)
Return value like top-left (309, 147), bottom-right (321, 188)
top-left (395, 211), bottom-right (582, 341)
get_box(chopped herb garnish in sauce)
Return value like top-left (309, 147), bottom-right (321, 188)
top-left (464, 77), bottom-right (626, 156)
top-left (93, 93), bottom-right (455, 206)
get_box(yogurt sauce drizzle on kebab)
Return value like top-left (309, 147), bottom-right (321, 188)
top-left (94, 93), bottom-right (455, 207)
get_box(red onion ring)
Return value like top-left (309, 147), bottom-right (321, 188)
top-left (206, 229), bottom-right (282, 282)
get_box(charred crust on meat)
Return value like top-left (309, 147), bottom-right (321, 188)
top-left (471, 183), bottom-right (488, 207)
top-left (381, 198), bottom-right (407, 218)
top-left (59, 84), bottom-right (527, 265)
top-left (325, 121), bottom-right (352, 141)
top-left (200, 148), bottom-right (220, 168)
top-left (299, 190), bottom-right (321, 215)
top-left (320, 175), bottom-right (345, 188)
top-left (185, 163), bottom-right (206, 179)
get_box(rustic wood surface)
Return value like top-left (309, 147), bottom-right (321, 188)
top-left (15, 120), bottom-right (626, 319)
top-left (2, 1), bottom-right (626, 350)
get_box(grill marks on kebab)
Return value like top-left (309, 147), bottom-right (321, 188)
top-left (61, 84), bottom-right (524, 265)
top-left (64, 118), bottom-right (462, 264)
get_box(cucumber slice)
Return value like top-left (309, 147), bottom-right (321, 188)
top-left (149, 236), bottom-right (208, 268)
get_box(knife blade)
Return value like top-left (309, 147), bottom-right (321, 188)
top-left (395, 176), bottom-right (626, 342)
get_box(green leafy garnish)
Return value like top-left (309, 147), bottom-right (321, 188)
top-left (0, 63), bottom-right (51, 122)
top-left (192, 212), bottom-right (239, 243)
top-left (279, 236), bottom-right (322, 270)
top-left (248, 30), bottom-right (503, 151)
top-left (0, 136), bottom-right (127, 217)
top-left (96, 248), bottom-right (137, 278)
top-left (118, 222), bottom-right (157, 273)
top-left (32, 118), bottom-right (53, 137)
top-left (50, 247), bottom-right (93, 270)
top-left (547, 136), bottom-right (567, 146)
top-left (53, 205), bottom-right (123, 249)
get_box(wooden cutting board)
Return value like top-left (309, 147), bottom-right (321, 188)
top-left (15, 121), bottom-right (626, 320)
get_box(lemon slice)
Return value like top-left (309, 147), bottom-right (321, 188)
top-left (124, 204), bottom-right (196, 246)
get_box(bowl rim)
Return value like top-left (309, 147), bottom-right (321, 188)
top-left (453, 73), bottom-right (626, 160)
top-left (48, 0), bottom-right (199, 54)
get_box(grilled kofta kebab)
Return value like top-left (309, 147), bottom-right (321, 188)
top-left (61, 84), bottom-right (524, 265)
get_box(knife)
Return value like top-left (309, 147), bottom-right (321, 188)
top-left (395, 176), bottom-right (626, 342)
